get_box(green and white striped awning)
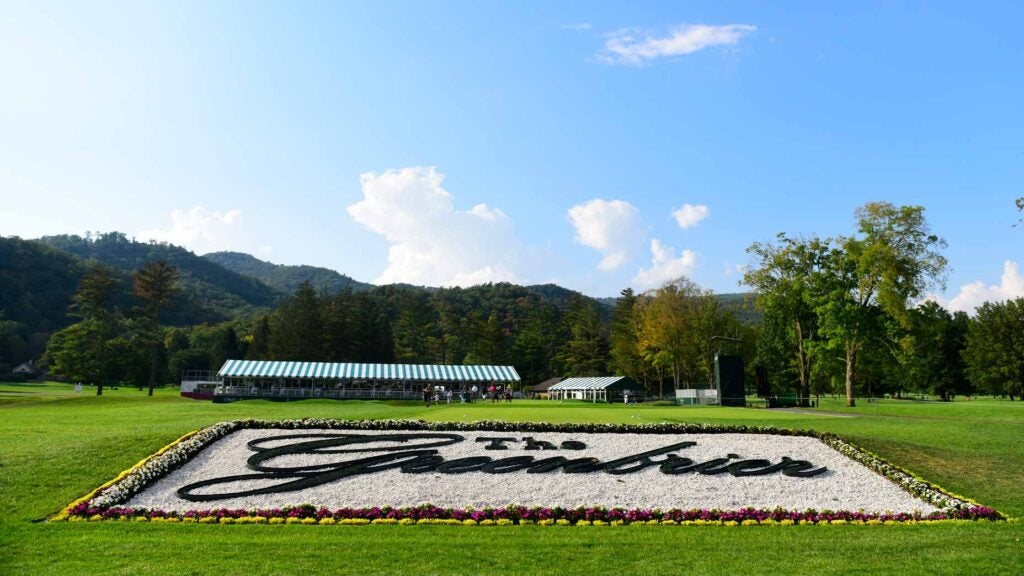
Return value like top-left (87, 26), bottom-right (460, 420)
top-left (548, 376), bottom-right (628, 391)
top-left (217, 359), bottom-right (520, 382)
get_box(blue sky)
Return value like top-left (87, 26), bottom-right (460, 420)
top-left (1, 1), bottom-right (1022, 310)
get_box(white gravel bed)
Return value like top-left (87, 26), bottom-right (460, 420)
top-left (125, 429), bottom-right (940, 514)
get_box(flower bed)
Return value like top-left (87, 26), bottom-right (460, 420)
top-left (56, 419), bottom-right (1005, 525)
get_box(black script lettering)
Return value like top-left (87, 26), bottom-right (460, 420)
top-left (435, 457), bottom-right (491, 474)
top-left (476, 437), bottom-right (517, 450)
top-left (781, 458), bottom-right (828, 477)
top-left (522, 437), bottom-right (557, 450)
top-left (526, 456), bottom-right (569, 473)
top-left (177, 450), bottom-right (437, 502)
top-left (174, 432), bottom-right (830, 502)
top-left (561, 457), bottom-right (603, 473)
top-left (694, 454), bottom-right (740, 475)
top-left (602, 441), bottom-right (698, 475)
top-left (659, 456), bottom-right (696, 475)
top-left (725, 459), bottom-right (774, 476)
top-left (481, 456), bottom-right (536, 474)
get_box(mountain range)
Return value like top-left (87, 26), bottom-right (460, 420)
top-left (0, 232), bottom-right (754, 367)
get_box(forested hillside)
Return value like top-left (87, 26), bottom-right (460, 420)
top-left (0, 237), bottom-right (86, 368)
top-left (204, 251), bottom-right (373, 295)
top-left (38, 233), bottom-right (280, 319)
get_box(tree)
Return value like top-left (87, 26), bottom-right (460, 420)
top-left (392, 291), bottom-right (436, 364)
top-left (744, 235), bottom-right (829, 404)
top-left (814, 203), bottom-right (947, 406)
top-left (556, 295), bottom-right (608, 377)
top-left (900, 302), bottom-right (970, 400)
top-left (513, 305), bottom-right (558, 386)
top-left (634, 278), bottom-right (716, 394)
top-left (133, 260), bottom-right (179, 396)
top-left (608, 288), bottom-right (647, 387)
top-left (245, 316), bottom-right (272, 360)
top-left (964, 298), bottom-right (1024, 400)
top-left (270, 281), bottom-right (323, 360)
top-left (42, 266), bottom-right (121, 395)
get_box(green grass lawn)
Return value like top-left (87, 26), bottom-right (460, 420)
top-left (1, 382), bottom-right (1022, 575)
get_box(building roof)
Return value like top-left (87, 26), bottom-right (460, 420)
top-left (217, 359), bottom-right (520, 382)
top-left (548, 376), bottom-right (629, 391)
top-left (529, 377), bottom-right (562, 392)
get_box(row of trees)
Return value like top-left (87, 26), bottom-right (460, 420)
top-left (234, 283), bottom-right (614, 388)
top-left (35, 199), bottom-right (1023, 401)
top-left (607, 282), bottom-right (750, 398)
top-left (744, 201), bottom-right (1023, 405)
top-left (42, 262), bottom-right (179, 395)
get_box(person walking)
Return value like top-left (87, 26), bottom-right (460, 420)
top-left (422, 386), bottom-right (432, 407)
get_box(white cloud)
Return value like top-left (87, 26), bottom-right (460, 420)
top-left (138, 207), bottom-right (252, 254)
top-left (347, 167), bottom-right (526, 287)
top-left (632, 239), bottom-right (697, 290)
top-left (947, 260), bottom-right (1024, 314)
top-left (567, 199), bottom-right (646, 271)
top-left (723, 261), bottom-right (747, 277)
top-left (672, 203), bottom-right (709, 229)
top-left (602, 24), bottom-right (756, 65)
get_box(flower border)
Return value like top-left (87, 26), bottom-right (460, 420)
top-left (57, 419), bottom-right (1007, 525)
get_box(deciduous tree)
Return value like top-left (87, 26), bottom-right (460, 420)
top-left (964, 298), bottom-right (1024, 400)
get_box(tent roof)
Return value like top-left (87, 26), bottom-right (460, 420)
top-left (548, 376), bottom-right (629, 391)
top-left (217, 359), bottom-right (520, 382)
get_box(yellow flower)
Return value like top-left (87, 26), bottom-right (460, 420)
top-left (135, 516), bottom-right (150, 523)
top-left (722, 521), bottom-right (738, 527)
top-left (219, 517), bottom-right (235, 525)
top-left (300, 517), bottom-right (317, 525)
top-left (253, 516), bottom-right (267, 524)
top-left (463, 519), bottom-right (478, 526)
top-left (285, 517), bottom-right (301, 524)
top-left (780, 519), bottom-right (795, 526)
top-left (479, 519), bottom-right (496, 526)
top-left (269, 517), bottom-right (285, 524)
top-left (319, 517), bottom-right (336, 525)
top-left (555, 519), bottom-right (570, 526)
top-left (741, 519), bottom-right (759, 526)
top-left (496, 519), bottom-right (513, 526)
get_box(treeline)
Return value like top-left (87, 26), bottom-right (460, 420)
top-left (12, 200), bottom-right (1024, 401)
top-left (41, 262), bottom-right (179, 395)
top-left (743, 202), bottom-right (1024, 404)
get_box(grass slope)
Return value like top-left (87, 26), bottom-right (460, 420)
top-left (1, 383), bottom-right (1021, 575)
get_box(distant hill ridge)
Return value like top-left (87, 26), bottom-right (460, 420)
top-left (203, 251), bottom-right (373, 295)
top-left (36, 233), bottom-right (280, 320)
